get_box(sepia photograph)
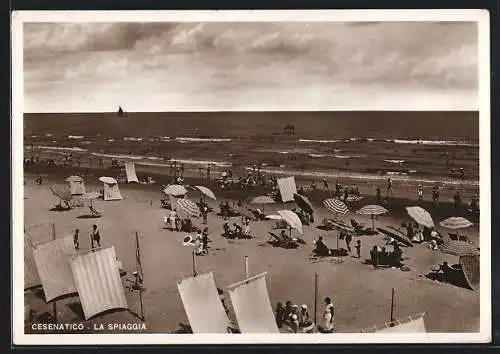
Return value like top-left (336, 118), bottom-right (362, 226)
top-left (12, 10), bottom-right (490, 344)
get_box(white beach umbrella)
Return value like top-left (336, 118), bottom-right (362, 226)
top-left (406, 206), bottom-right (434, 228)
top-left (277, 210), bottom-right (303, 235)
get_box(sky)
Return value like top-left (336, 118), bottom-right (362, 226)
top-left (23, 21), bottom-right (479, 112)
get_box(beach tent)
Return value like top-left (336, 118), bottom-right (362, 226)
top-left (24, 224), bottom-right (55, 289)
top-left (228, 272), bottom-right (279, 333)
top-left (124, 162), bottom-right (139, 183)
top-left (277, 177), bottom-right (297, 202)
top-left (177, 272), bottom-right (232, 333)
top-left (69, 246), bottom-right (128, 320)
top-left (66, 176), bottom-right (86, 195)
top-left (32, 235), bottom-right (77, 302)
top-left (361, 313), bottom-right (427, 333)
top-left (99, 176), bottom-right (123, 201)
top-left (460, 255), bottom-right (480, 290)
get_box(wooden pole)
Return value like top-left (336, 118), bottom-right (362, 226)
top-left (51, 223), bottom-right (57, 324)
top-left (390, 287), bottom-right (395, 326)
top-left (244, 256), bottom-right (249, 278)
top-left (314, 273), bottom-right (318, 327)
top-left (135, 232), bottom-right (145, 321)
top-left (192, 249), bottom-right (197, 277)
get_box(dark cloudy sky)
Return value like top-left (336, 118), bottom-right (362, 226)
top-left (23, 21), bottom-right (478, 112)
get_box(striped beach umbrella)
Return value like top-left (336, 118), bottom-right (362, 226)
top-left (406, 206), bottom-right (434, 228)
top-left (440, 240), bottom-right (479, 257)
top-left (250, 195), bottom-right (276, 212)
top-left (356, 204), bottom-right (389, 231)
top-left (323, 198), bottom-right (349, 217)
top-left (439, 217), bottom-right (473, 230)
top-left (176, 198), bottom-right (200, 218)
top-left (194, 186), bottom-right (216, 200)
top-left (164, 184), bottom-right (188, 197)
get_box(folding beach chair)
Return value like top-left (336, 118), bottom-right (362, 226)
top-left (267, 232), bottom-right (298, 249)
top-left (88, 203), bottom-right (102, 217)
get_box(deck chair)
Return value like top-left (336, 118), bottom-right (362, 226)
top-left (268, 232), bottom-right (298, 249)
top-left (351, 219), bottom-right (366, 235)
top-left (448, 233), bottom-right (459, 241)
top-left (88, 205), bottom-right (102, 217)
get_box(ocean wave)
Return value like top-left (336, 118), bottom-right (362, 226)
top-left (137, 158), bottom-right (231, 168)
top-left (45, 134), bottom-right (53, 137)
top-left (309, 154), bottom-right (334, 158)
top-left (334, 154), bottom-right (362, 159)
top-left (36, 145), bottom-right (87, 152)
top-left (176, 137), bottom-right (232, 142)
top-left (107, 139), bottom-right (115, 142)
top-left (68, 135), bottom-right (84, 139)
top-left (91, 152), bottom-right (144, 160)
top-left (390, 139), bottom-right (478, 147)
top-left (246, 167), bottom-right (479, 187)
top-left (384, 159), bottom-right (405, 164)
top-left (254, 148), bottom-right (315, 154)
top-left (299, 139), bottom-right (339, 143)
top-left (123, 137), bottom-right (143, 141)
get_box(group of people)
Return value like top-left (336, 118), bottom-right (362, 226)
top-left (222, 219), bottom-right (252, 239)
top-left (191, 228), bottom-right (211, 256)
top-left (312, 235), bottom-right (361, 258)
top-left (275, 297), bottom-right (336, 333)
top-left (72, 224), bottom-right (101, 250)
top-left (369, 244), bottom-right (403, 268)
top-left (404, 222), bottom-right (441, 244)
top-left (164, 210), bottom-right (198, 233)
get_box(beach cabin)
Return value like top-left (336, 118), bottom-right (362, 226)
top-left (99, 176), bottom-right (123, 201)
top-left (124, 162), bottom-right (139, 183)
top-left (284, 124), bottom-right (295, 135)
top-left (66, 175), bottom-right (86, 196)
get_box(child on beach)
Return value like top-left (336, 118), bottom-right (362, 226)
top-left (344, 231), bottom-right (352, 253)
top-left (91, 225), bottom-right (101, 248)
top-left (73, 229), bottom-right (79, 250)
top-left (355, 240), bottom-right (361, 258)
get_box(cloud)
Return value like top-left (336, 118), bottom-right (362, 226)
top-left (23, 21), bottom-right (478, 111)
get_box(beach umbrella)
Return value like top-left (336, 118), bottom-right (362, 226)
top-left (176, 198), bottom-right (200, 218)
top-left (99, 176), bottom-right (118, 185)
top-left (439, 217), bottom-right (473, 230)
top-left (440, 240), bottom-right (479, 257)
top-left (250, 195), bottom-right (276, 212)
top-left (194, 185), bottom-right (216, 200)
top-left (277, 210), bottom-right (303, 235)
top-left (164, 184), bottom-right (188, 197)
top-left (356, 204), bottom-right (389, 231)
top-left (324, 219), bottom-right (355, 234)
top-left (265, 214), bottom-right (282, 220)
top-left (230, 205), bottom-right (258, 221)
top-left (323, 198), bottom-right (349, 217)
top-left (293, 193), bottom-right (314, 215)
top-left (406, 206), bottom-right (434, 228)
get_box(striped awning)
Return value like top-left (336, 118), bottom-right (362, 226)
top-left (164, 184), bottom-right (188, 197)
top-left (356, 204), bottom-right (389, 216)
top-left (176, 198), bottom-right (201, 218)
top-left (323, 198), bottom-right (349, 215)
top-left (439, 217), bottom-right (473, 230)
top-left (440, 240), bottom-right (480, 257)
top-left (406, 206), bottom-right (434, 228)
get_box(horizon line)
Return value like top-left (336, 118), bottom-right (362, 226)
top-left (24, 109), bottom-right (480, 114)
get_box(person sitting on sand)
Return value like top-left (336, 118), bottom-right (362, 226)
top-left (379, 247), bottom-right (388, 265)
top-left (222, 222), bottom-right (232, 238)
top-left (232, 223), bottom-right (242, 238)
top-left (438, 261), bottom-right (453, 283)
top-left (389, 244), bottom-right (403, 267)
top-left (429, 239), bottom-right (438, 250)
top-left (313, 236), bottom-right (330, 257)
top-left (299, 304), bottom-right (312, 328)
top-left (412, 228), bottom-right (424, 243)
top-left (283, 301), bottom-right (293, 325)
top-left (370, 246), bottom-right (380, 266)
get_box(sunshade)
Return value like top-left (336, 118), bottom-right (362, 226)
top-left (230, 205), bottom-right (258, 221)
top-left (195, 186), bottom-right (216, 200)
top-left (163, 184), bottom-right (188, 197)
top-left (66, 175), bottom-right (83, 182)
top-left (293, 194), bottom-right (314, 215)
top-left (49, 185), bottom-right (72, 201)
top-left (356, 205), bottom-right (389, 231)
top-left (277, 210), bottom-right (303, 235)
top-left (376, 228), bottom-right (413, 247)
top-left (176, 198), bottom-right (201, 218)
top-left (440, 240), bottom-right (480, 256)
top-left (99, 176), bottom-right (117, 185)
top-left (356, 205), bottom-right (389, 216)
top-left (324, 219), bottom-right (355, 234)
top-left (323, 198), bottom-right (349, 215)
top-left (250, 195), bottom-right (276, 212)
top-left (439, 217), bottom-right (473, 230)
top-left (406, 206), bottom-right (434, 228)
top-left (265, 214), bottom-right (282, 220)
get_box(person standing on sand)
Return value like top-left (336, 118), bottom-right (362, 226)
top-left (202, 205), bottom-right (208, 224)
top-left (73, 229), bottom-right (80, 250)
top-left (417, 184), bottom-right (424, 201)
top-left (453, 191), bottom-right (462, 209)
top-left (355, 240), bottom-right (361, 258)
top-left (91, 225), bottom-right (101, 248)
top-left (207, 165), bottom-right (211, 182)
top-left (376, 187), bottom-right (381, 204)
top-left (99, 158), bottom-right (103, 169)
top-left (322, 178), bottom-right (329, 190)
top-left (386, 178), bottom-right (393, 198)
top-left (344, 231), bottom-right (352, 253)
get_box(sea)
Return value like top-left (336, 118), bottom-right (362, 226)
top-left (23, 111), bottom-right (479, 187)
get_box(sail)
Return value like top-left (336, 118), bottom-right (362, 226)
top-left (117, 106), bottom-right (126, 117)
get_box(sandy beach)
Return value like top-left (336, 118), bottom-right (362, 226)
top-left (23, 164), bottom-right (480, 334)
